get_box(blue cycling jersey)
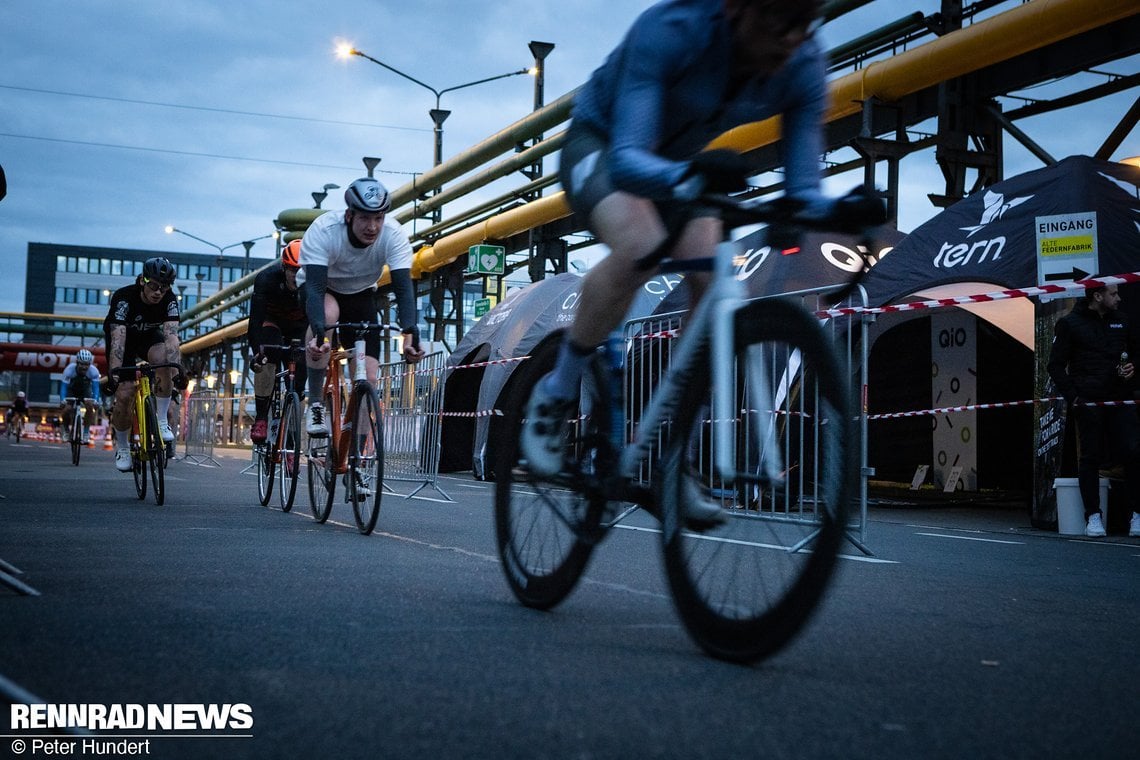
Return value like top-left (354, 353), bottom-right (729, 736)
top-left (571, 0), bottom-right (827, 204)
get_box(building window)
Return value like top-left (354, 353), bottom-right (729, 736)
top-left (112, 260), bottom-right (122, 276)
top-left (55, 287), bottom-right (65, 301)
top-left (66, 257), bottom-right (78, 273)
top-left (64, 288), bottom-right (76, 303)
top-left (57, 256), bottom-right (66, 272)
top-left (178, 264), bottom-right (190, 281)
top-left (100, 258), bottom-right (111, 274)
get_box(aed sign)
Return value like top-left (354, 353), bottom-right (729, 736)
top-left (466, 245), bottom-right (505, 276)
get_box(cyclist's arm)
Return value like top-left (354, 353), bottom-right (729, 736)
top-left (302, 264), bottom-right (329, 340)
top-left (87, 365), bottom-right (102, 403)
top-left (776, 39), bottom-right (828, 212)
top-left (161, 319), bottom-right (181, 367)
top-left (247, 273), bottom-right (269, 353)
top-left (390, 267), bottom-right (421, 349)
top-left (108, 324), bottom-right (127, 377)
top-left (59, 364), bottom-right (76, 400)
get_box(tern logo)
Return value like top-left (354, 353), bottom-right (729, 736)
top-left (959, 190), bottom-right (1034, 237)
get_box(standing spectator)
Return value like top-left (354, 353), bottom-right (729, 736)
top-left (1047, 283), bottom-right (1140, 537)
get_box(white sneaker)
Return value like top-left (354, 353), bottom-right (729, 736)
top-left (1129, 512), bottom-right (1140, 538)
top-left (1085, 513), bottom-right (1106, 537)
top-left (114, 449), bottom-right (132, 472)
top-left (307, 403), bottom-right (329, 437)
top-left (157, 420), bottom-right (175, 443)
top-left (519, 378), bottom-right (575, 477)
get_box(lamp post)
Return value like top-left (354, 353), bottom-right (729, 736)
top-left (312, 182), bottom-right (341, 209)
top-left (163, 227), bottom-right (277, 288)
top-left (336, 44), bottom-right (533, 168)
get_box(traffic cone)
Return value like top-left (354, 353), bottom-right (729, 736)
top-left (103, 432), bottom-right (114, 451)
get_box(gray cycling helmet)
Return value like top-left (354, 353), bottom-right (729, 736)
top-left (344, 177), bottom-right (391, 214)
top-left (76, 349), bottom-right (94, 365)
top-left (142, 256), bottom-right (176, 285)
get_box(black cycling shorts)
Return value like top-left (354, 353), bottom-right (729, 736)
top-left (104, 326), bottom-right (166, 369)
top-left (327, 289), bottom-right (382, 358)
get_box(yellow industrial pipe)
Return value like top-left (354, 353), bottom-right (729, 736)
top-left (409, 0), bottom-right (1137, 281)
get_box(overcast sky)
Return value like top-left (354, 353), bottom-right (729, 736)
top-left (2, 0), bottom-right (1137, 314)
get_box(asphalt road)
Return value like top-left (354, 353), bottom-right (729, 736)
top-left (1, 437), bottom-right (1136, 760)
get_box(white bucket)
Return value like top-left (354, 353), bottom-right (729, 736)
top-left (1052, 477), bottom-right (1109, 535)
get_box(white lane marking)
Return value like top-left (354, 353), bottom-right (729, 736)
top-left (614, 524), bottom-right (898, 563)
top-left (915, 532), bottom-right (1023, 545)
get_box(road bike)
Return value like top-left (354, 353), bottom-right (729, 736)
top-left (62, 395), bottom-right (96, 466)
top-left (7, 412), bottom-right (25, 443)
top-left (254, 340), bottom-right (306, 512)
top-left (113, 363), bottom-right (182, 506)
top-left (495, 192), bottom-right (876, 663)
top-left (306, 323), bottom-right (389, 535)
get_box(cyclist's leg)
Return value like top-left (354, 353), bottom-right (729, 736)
top-left (144, 337), bottom-right (176, 442)
top-left (303, 291), bottom-right (341, 436)
top-left (251, 322), bottom-right (283, 443)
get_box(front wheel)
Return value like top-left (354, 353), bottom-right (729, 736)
top-left (348, 384), bottom-right (383, 535)
top-left (277, 393), bottom-right (302, 513)
top-left (660, 298), bottom-right (852, 663)
top-left (494, 332), bottom-right (609, 610)
top-left (307, 391), bottom-right (337, 523)
top-left (70, 417), bottom-right (82, 466)
top-left (145, 396), bottom-right (166, 506)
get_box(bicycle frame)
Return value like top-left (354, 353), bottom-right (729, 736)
top-left (132, 371), bottom-right (154, 455)
top-left (268, 343), bottom-right (304, 458)
top-left (321, 337), bottom-right (369, 475)
top-left (614, 235), bottom-right (781, 487)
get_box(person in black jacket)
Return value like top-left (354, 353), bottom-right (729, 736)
top-left (247, 240), bottom-right (307, 443)
top-left (1047, 283), bottom-right (1140, 537)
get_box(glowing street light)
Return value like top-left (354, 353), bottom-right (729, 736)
top-left (336, 42), bottom-right (533, 167)
top-left (164, 226), bottom-right (278, 287)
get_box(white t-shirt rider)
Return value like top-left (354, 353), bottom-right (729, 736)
top-left (296, 211), bottom-right (414, 294)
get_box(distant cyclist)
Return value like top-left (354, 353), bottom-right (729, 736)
top-left (59, 348), bottom-right (102, 445)
top-left (248, 239), bottom-right (308, 444)
top-left (103, 257), bottom-right (185, 472)
top-left (7, 391), bottom-right (29, 438)
top-left (298, 177), bottom-right (426, 437)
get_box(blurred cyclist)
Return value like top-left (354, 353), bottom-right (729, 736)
top-left (7, 391), bottom-right (29, 438)
top-left (521, 0), bottom-right (883, 482)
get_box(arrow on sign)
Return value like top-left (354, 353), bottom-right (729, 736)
top-left (1044, 266), bottom-right (1091, 282)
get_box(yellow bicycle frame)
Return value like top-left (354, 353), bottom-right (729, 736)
top-left (132, 371), bottom-right (153, 460)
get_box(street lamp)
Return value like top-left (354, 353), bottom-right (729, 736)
top-left (163, 227), bottom-right (278, 288)
top-left (336, 43), bottom-right (533, 167)
top-left (312, 182), bottom-right (341, 209)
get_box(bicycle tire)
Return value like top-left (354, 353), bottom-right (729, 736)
top-left (257, 391), bottom-right (280, 506)
top-left (306, 391), bottom-right (337, 523)
top-left (132, 431), bottom-right (147, 501)
top-left (494, 332), bottom-right (609, 610)
top-left (145, 396), bottom-right (166, 506)
top-left (70, 415), bottom-right (82, 466)
top-left (660, 298), bottom-right (852, 663)
top-left (278, 392), bottom-right (302, 513)
top-left (348, 384), bottom-right (383, 535)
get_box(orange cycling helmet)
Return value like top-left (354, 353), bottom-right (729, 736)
top-left (282, 239), bottom-right (301, 269)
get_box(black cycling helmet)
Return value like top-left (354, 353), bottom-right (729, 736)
top-left (344, 177), bottom-right (391, 214)
top-left (142, 256), bottom-right (177, 285)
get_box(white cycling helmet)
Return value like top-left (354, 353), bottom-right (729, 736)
top-left (17, 391), bottom-right (25, 398)
top-left (344, 177), bottom-right (391, 214)
top-left (77, 349), bottom-right (94, 365)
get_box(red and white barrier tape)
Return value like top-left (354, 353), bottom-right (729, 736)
top-left (817, 271), bottom-right (1140, 319)
top-left (869, 397), bottom-right (1138, 420)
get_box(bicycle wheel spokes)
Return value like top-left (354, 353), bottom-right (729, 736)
top-left (494, 335), bottom-right (607, 610)
top-left (146, 397), bottom-right (165, 506)
top-left (347, 386), bottom-right (383, 535)
top-left (256, 443), bottom-right (275, 506)
top-left (661, 298), bottom-right (852, 663)
top-left (132, 443), bottom-right (146, 500)
top-left (278, 393), bottom-right (302, 513)
top-left (307, 439), bottom-right (335, 523)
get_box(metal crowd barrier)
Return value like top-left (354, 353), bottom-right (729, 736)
top-left (622, 287), bottom-right (871, 552)
top-left (376, 351), bottom-right (452, 501)
top-left (183, 389), bottom-right (220, 467)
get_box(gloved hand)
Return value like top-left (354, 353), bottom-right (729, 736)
top-left (172, 371), bottom-right (189, 392)
top-left (684, 149), bottom-right (753, 195)
top-left (105, 372), bottom-right (119, 395)
top-left (402, 327), bottom-right (426, 364)
top-left (766, 196), bottom-right (808, 252)
top-left (251, 350), bottom-right (269, 368)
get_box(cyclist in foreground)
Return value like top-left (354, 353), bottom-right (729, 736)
top-left (59, 348), bottom-right (102, 445)
top-left (103, 257), bottom-right (185, 472)
top-left (298, 177), bottom-right (426, 438)
top-left (248, 240), bottom-right (308, 444)
top-left (521, 0), bottom-right (883, 490)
